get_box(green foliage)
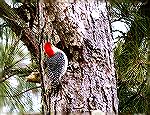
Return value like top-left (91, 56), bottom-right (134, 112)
top-left (111, 0), bottom-right (150, 113)
top-left (0, 22), bottom-right (40, 112)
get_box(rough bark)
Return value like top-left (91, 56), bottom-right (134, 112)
top-left (42, 1), bottom-right (118, 114)
top-left (0, 0), bottom-right (118, 114)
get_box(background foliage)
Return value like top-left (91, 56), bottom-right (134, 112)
top-left (110, 0), bottom-right (150, 113)
top-left (0, 19), bottom-right (40, 112)
top-left (0, 0), bottom-right (150, 113)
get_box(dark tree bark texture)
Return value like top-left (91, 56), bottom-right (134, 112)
top-left (41, 1), bottom-right (118, 114)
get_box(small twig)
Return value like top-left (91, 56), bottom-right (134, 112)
top-left (0, 86), bottom-right (41, 97)
top-left (0, 75), bottom-right (12, 83)
top-left (111, 17), bottom-right (123, 23)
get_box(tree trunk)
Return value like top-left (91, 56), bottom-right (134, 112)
top-left (0, 0), bottom-right (118, 114)
top-left (41, 0), bottom-right (118, 114)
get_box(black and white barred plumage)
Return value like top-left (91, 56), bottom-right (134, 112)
top-left (44, 48), bottom-right (68, 96)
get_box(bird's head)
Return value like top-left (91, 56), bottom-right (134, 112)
top-left (44, 42), bottom-right (55, 57)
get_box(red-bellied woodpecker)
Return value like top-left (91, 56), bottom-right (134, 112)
top-left (43, 42), bottom-right (68, 96)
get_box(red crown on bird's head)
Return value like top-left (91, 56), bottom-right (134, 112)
top-left (44, 42), bottom-right (55, 57)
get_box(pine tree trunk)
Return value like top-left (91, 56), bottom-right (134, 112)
top-left (41, 1), bottom-right (118, 114)
top-left (0, 0), bottom-right (117, 114)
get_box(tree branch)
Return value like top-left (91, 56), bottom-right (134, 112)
top-left (0, 0), bottom-right (39, 59)
top-left (0, 0), bottom-right (26, 28)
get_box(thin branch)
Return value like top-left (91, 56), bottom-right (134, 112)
top-left (0, 75), bottom-right (12, 83)
top-left (0, 0), bottom-right (39, 59)
top-left (112, 29), bottom-right (126, 36)
top-left (111, 17), bottom-right (123, 23)
top-left (0, 0), bottom-right (26, 28)
top-left (0, 86), bottom-right (41, 97)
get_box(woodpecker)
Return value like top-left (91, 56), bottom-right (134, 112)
top-left (43, 41), bottom-right (68, 96)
